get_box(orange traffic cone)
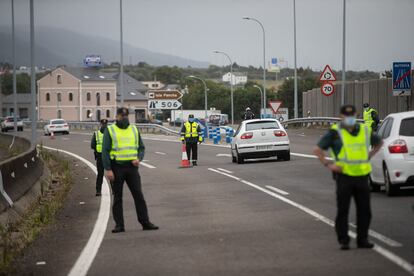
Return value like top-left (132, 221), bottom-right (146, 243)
top-left (50, 131), bottom-right (55, 140)
top-left (179, 143), bottom-right (191, 168)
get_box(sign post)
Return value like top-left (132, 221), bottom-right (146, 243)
top-left (392, 62), bottom-right (412, 96)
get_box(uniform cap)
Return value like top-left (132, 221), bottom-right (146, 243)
top-left (188, 114), bottom-right (194, 119)
top-left (340, 104), bottom-right (356, 116)
top-left (363, 103), bottom-right (370, 108)
top-left (117, 107), bottom-right (129, 116)
top-left (100, 119), bottom-right (108, 125)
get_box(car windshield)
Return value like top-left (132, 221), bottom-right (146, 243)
top-left (52, 120), bottom-right (66, 125)
top-left (399, 117), bottom-right (414, 136)
top-left (245, 121), bottom-right (280, 131)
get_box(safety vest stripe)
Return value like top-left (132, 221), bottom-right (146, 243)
top-left (113, 153), bottom-right (138, 159)
top-left (108, 125), bottom-right (118, 149)
top-left (132, 125), bottom-right (138, 148)
top-left (111, 146), bottom-right (137, 151)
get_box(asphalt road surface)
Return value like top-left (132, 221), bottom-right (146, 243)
top-left (12, 128), bottom-right (414, 275)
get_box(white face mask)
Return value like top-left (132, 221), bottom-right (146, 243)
top-left (343, 116), bottom-right (357, 126)
top-left (364, 107), bottom-right (369, 111)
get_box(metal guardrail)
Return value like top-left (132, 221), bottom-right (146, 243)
top-left (282, 117), bottom-right (364, 126)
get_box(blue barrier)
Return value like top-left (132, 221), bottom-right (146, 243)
top-left (225, 128), bottom-right (232, 143)
top-left (208, 126), bottom-right (213, 139)
top-left (216, 127), bottom-right (221, 142)
top-left (203, 127), bottom-right (208, 139)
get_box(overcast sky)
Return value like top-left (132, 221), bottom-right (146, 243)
top-left (0, 0), bottom-right (413, 71)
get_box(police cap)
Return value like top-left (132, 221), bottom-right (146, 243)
top-left (100, 119), bottom-right (108, 125)
top-left (117, 107), bottom-right (129, 116)
top-left (340, 104), bottom-right (356, 116)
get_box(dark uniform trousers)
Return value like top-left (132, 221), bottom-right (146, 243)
top-left (186, 142), bottom-right (198, 161)
top-left (95, 154), bottom-right (104, 193)
top-left (112, 163), bottom-right (149, 227)
top-left (335, 173), bottom-right (372, 244)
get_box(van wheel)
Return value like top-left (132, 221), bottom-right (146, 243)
top-left (384, 165), bottom-right (397, 196)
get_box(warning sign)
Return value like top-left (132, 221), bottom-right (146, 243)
top-left (319, 65), bottom-right (337, 82)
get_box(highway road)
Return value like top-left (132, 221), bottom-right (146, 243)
top-left (13, 128), bottom-right (414, 275)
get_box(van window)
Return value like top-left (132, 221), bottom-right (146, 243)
top-left (399, 117), bottom-right (414, 136)
top-left (246, 121), bottom-right (279, 131)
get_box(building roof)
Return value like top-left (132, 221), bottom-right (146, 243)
top-left (63, 67), bottom-right (118, 81)
top-left (1, 93), bottom-right (31, 104)
top-left (116, 73), bottom-right (148, 101)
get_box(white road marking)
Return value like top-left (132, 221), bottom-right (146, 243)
top-left (140, 161), bottom-right (156, 169)
top-left (83, 140), bottom-right (90, 143)
top-left (350, 223), bottom-right (402, 247)
top-left (216, 153), bottom-right (232, 157)
top-left (42, 146), bottom-right (111, 276)
top-left (36, 261), bottom-right (46, 266)
top-left (298, 133), bottom-right (306, 137)
top-left (207, 168), bottom-right (414, 275)
top-left (155, 151), bottom-right (167, 155)
top-left (217, 168), bottom-right (233, 174)
top-left (62, 137), bottom-right (70, 140)
top-left (265, 185), bottom-right (290, 196)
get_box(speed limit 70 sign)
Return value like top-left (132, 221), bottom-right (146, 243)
top-left (321, 82), bottom-right (335, 96)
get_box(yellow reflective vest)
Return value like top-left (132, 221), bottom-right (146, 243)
top-left (107, 124), bottom-right (139, 161)
top-left (363, 108), bottom-right (375, 128)
top-left (181, 122), bottom-right (202, 142)
top-left (95, 130), bottom-right (104, 153)
top-left (330, 123), bottom-right (372, 176)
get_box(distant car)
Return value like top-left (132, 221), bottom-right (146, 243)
top-left (370, 111), bottom-right (414, 196)
top-left (231, 119), bottom-right (290, 164)
top-left (44, 119), bottom-right (69, 135)
top-left (1, 116), bottom-right (24, 132)
top-left (150, 119), bottom-right (163, 126)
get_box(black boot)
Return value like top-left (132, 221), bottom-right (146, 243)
top-left (357, 241), bottom-right (374, 249)
top-left (192, 161), bottom-right (197, 166)
top-left (142, 222), bottom-right (159, 231)
top-left (340, 243), bottom-right (350, 250)
top-left (111, 226), bottom-right (125, 233)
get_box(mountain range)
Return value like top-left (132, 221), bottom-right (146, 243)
top-left (0, 26), bottom-right (209, 68)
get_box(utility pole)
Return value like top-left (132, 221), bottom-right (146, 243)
top-left (30, 0), bottom-right (36, 146)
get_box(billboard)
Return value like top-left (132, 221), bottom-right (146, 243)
top-left (84, 55), bottom-right (103, 67)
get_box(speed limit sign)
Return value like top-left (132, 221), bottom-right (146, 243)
top-left (321, 82), bottom-right (335, 96)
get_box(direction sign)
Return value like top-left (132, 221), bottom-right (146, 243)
top-left (319, 65), bottom-right (337, 81)
top-left (148, 100), bottom-right (182, 110)
top-left (269, 101), bottom-right (282, 114)
top-left (392, 62), bottom-right (412, 96)
top-left (321, 82), bottom-right (335, 96)
top-left (148, 90), bottom-right (183, 100)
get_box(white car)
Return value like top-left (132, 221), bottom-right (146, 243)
top-left (1, 116), bottom-right (24, 132)
top-left (44, 119), bottom-right (70, 135)
top-left (231, 119), bottom-right (290, 164)
top-left (370, 111), bottom-right (414, 196)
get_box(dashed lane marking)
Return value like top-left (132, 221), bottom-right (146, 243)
top-left (83, 140), bottom-right (90, 143)
top-left (216, 153), bottom-right (232, 157)
top-left (42, 146), bottom-right (111, 276)
top-left (140, 161), bottom-right (156, 169)
top-left (265, 185), bottom-right (290, 196)
top-left (155, 151), bottom-right (167, 155)
top-left (62, 137), bottom-right (70, 140)
top-left (207, 168), bottom-right (413, 275)
top-left (217, 168), bottom-right (233, 174)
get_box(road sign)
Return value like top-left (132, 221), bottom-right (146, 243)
top-left (392, 62), bottom-right (412, 96)
top-left (321, 82), bottom-right (335, 96)
top-left (148, 90), bottom-right (183, 100)
top-left (319, 65), bottom-right (337, 81)
top-left (148, 100), bottom-right (182, 110)
top-left (269, 101), bottom-right (282, 114)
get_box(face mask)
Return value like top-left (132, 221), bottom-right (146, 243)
top-left (118, 117), bottom-right (129, 128)
top-left (100, 126), bottom-right (107, 133)
top-left (364, 107), bottom-right (369, 111)
top-left (188, 118), bottom-right (194, 123)
top-left (343, 116), bottom-right (357, 127)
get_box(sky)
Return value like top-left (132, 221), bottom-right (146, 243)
top-left (0, 0), bottom-right (413, 71)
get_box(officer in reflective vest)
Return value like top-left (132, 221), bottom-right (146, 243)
top-left (102, 107), bottom-right (158, 233)
top-left (314, 105), bottom-right (383, 250)
top-left (90, 119), bottom-right (108, 196)
top-left (363, 103), bottom-right (379, 131)
top-left (180, 114), bottom-right (203, 166)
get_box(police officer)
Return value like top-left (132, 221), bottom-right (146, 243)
top-left (180, 114), bottom-right (203, 166)
top-left (242, 107), bottom-right (255, 120)
top-left (313, 105), bottom-right (383, 250)
top-left (90, 119), bottom-right (108, 196)
top-left (363, 103), bottom-right (380, 131)
top-left (102, 107), bottom-right (158, 233)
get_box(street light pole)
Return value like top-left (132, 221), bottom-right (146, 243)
top-left (187, 76), bottom-right (208, 120)
top-left (119, 0), bottom-right (124, 106)
top-left (11, 0), bottom-right (17, 131)
top-left (341, 0), bottom-right (346, 105)
top-left (29, 0), bottom-right (36, 146)
top-left (243, 17), bottom-right (266, 117)
top-left (253, 85), bottom-right (264, 115)
top-left (293, 0), bottom-right (298, 118)
top-left (213, 50), bottom-right (234, 125)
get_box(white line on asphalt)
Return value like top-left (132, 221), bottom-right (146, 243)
top-left (349, 223), bottom-right (402, 247)
top-left (83, 140), bottom-right (90, 143)
top-left (217, 168), bottom-right (233, 174)
top-left (207, 168), bottom-right (414, 275)
top-left (140, 161), bottom-right (156, 169)
top-left (298, 133), bottom-right (306, 137)
top-left (62, 137), bottom-right (70, 140)
top-left (216, 153), bottom-right (232, 157)
top-left (42, 146), bottom-right (111, 276)
top-left (155, 151), bottom-right (167, 155)
top-left (265, 185), bottom-right (290, 196)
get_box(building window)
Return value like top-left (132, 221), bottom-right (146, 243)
top-left (106, 110), bottom-right (110, 118)
top-left (57, 74), bottom-right (62, 84)
top-left (87, 92), bottom-right (91, 101)
top-left (69, 92), bottom-right (73, 101)
top-left (86, 110), bottom-right (92, 119)
top-left (57, 93), bottom-right (62, 102)
top-left (96, 93), bottom-right (101, 106)
top-left (19, 108), bottom-right (28, 118)
top-left (57, 110), bottom-right (62, 119)
top-left (106, 92), bottom-right (110, 101)
top-left (46, 93), bottom-right (50, 101)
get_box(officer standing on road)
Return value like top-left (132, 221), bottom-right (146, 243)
top-left (90, 119), bottom-right (108, 196)
top-left (242, 107), bottom-right (255, 120)
top-left (181, 114), bottom-right (203, 166)
top-left (313, 105), bottom-right (383, 250)
top-left (102, 107), bottom-right (159, 233)
top-left (363, 103), bottom-right (380, 131)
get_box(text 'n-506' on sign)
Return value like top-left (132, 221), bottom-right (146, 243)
top-left (148, 100), bottom-right (182, 110)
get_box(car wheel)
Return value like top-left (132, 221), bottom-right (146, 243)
top-left (231, 150), bottom-right (237, 163)
top-left (369, 176), bottom-right (381, 192)
top-left (277, 150), bottom-right (290, 161)
top-left (384, 165), bottom-right (397, 196)
top-left (18, 127), bottom-right (23, 131)
top-left (235, 149), bottom-right (244, 164)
